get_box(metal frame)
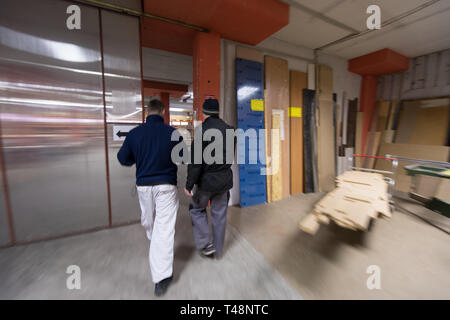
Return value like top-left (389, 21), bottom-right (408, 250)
top-left (0, 118), bottom-right (15, 244)
top-left (99, 8), bottom-right (113, 227)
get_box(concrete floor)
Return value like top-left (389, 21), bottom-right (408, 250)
top-left (0, 202), bottom-right (300, 300)
top-left (227, 193), bottom-right (450, 299)
top-left (1, 174), bottom-right (449, 299)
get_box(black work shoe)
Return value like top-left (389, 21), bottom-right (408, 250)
top-left (154, 276), bottom-right (173, 297)
top-left (200, 243), bottom-right (216, 257)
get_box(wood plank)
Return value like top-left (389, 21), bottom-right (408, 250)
top-left (317, 98), bottom-right (336, 192)
top-left (366, 132), bottom-right (382, 169)
top-left (336, 104), bottom-right (342, 147)
top-left (394, 100), bottom-right (420, 143)
top-left (386, 99), bottom-right (397, 130)
top-left (409, 106), bottom-right (449, 145)
top-left (299, 213), bottom-right (320, 235)
top-left (271, 112), bottom-right (283, 201)
top-left (316, 64), bottom-right (335, 192)
top-left (289, 70), bottom-right (307, 195)
top-left (355, 112), bottom-right (363, 167)
top-left (346, 98), bottom-right (358, 148)
top-left (375, 143), bottom-right (450, 192)
top-left (265, 56), bottom-right (290, 200)
top-left (236, 46), bottom-right (264, 62)
top-left (376, 99), bottom-right (390, 132)
top-left (264, 89), bottom-right (272, 203)
top-left (384, 129), bottom-right (395, 143)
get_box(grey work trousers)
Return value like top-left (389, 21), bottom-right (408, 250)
top-left (189, 190), bottom-right (230, 258)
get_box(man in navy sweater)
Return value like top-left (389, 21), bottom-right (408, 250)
top-left (117, 99), bottom-right (181, 297)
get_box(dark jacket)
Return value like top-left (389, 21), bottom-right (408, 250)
top-left (117, 114), bottom-right (181, 186)
top-left (186, 116), bottom-right (235, 193)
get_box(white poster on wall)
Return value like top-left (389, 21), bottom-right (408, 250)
top-left (113, 125), bottom-right (137, 141)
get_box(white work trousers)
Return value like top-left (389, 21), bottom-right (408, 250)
top-left (137, 184), bottom-right (178, 283)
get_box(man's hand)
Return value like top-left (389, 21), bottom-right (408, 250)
top-left (184, 188), bottom-right (193, 197)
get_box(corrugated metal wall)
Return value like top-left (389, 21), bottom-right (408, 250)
top-left (0, 0), bottom-right (143, 246)
top-left (378, 49), bottom-right (450, 101)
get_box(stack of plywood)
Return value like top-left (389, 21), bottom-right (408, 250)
top-left (299, 171), bottom-right (391, 235)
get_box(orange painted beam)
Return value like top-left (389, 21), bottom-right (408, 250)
top-left (160, 92), bottom-right (170, 124)
top-left (141, 17), bottom-right (195, 55)
top-left (193, 31), bottom-right (220, 121)
top-left (143, 0), bottom-right (289, 46)
top-left (348, 48), bottom-right (409, 76)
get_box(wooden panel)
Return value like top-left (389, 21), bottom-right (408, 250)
top-left (387, 99), bottom-right (397, 129)
top-left (317, 99), bottom-right (336, 192)
top-left (264, 89), bottom-right (272, 203)
top-left (367, 132), bottom-right (381, 169)
top-left (265, 56), bottom-right (290, 200)
top-left (376, 143), bottom-right (450, 192)
top-left (236, 46), bottom-right (264, 63)
top-left (394, 101), bottom-right (420, 143)
top-left (376, 100), bottom-right (390, 132)
top-left (271, 113), bottom-right (282, 201)
top-left (317, 65), bottom-right (335, 192)
top-left (409, 106), bottom-right (449, 145)
top-left (289, 70), bottom-right (307, 195)
top-left (355, 112), bottom-right (363, 167)
top-left (336, 104), bottom-right (342, 146)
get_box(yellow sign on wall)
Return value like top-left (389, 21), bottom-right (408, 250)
top-left (251, 99), bottom-right (264, 111)
top-left (288, 107), bottom-right (302, 117)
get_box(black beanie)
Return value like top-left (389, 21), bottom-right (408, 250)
top-left (202, 99), bottom-right (219, 115)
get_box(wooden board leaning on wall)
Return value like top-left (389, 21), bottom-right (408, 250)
top-left (289, 70), bottom-right (307, 195)
top-left (265, 56), bottom-right (290, 201)
top-left (317, 64), bottom-right (336, 192)
top-left (394, 98), bottom-right (449, 146)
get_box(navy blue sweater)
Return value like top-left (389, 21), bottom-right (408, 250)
top-left (117, 115), bottom-right (181, 186)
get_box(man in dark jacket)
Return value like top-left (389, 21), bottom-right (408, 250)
top-left (117, 99), bottom-right (181, 297)
top-left (184, 99), bottom-right (235, 258)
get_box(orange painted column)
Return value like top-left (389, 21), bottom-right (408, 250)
top-left (193, 31), bottom-right (221, 122)
top-left (348, 49), bottom-right (409, 154)
top-left (359, 74), bottom-right (378, 153)
top-left (160, 92), bottom-right (170, 124)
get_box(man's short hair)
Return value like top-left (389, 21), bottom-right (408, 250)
top-left (145, 99), bottom-right (165, 114)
